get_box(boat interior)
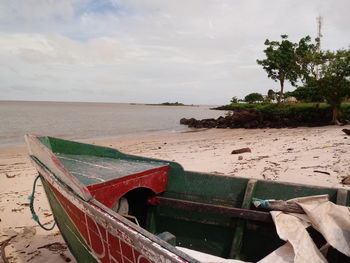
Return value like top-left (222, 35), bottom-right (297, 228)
top-left (36, 136), bottom-right (350, 262)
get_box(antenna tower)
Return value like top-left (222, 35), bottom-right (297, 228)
top-left (316, 16), bottom-right (323, 52)
top-left (316, 16), bottom-right (323, 79)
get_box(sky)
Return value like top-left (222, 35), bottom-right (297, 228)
top-left (0, 0), bottom-right (349, 105)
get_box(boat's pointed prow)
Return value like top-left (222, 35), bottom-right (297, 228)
top-left (24, 134), bottom-right (39, 155)
top-left (25, 134), bottom-right (92, 201)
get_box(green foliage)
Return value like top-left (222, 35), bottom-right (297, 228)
top-left (257, 33), bottom-right (350, 123)
top-left (295, 36), bottom-right (323, 82)
top-left (230, 96), bottom-right (238, 104)
top-left (290, 35), bottom-right (350, 122)
top-left (289, 85), bottom-right (324, 102)
top-left (318, 49), bottom-right (350, 108)
top-left (267, 89), bottom-right (276, 102)
top-left (256, 103), bottom-right (329, 122)
top-left (341, 102), bottom-right (350, 120)
top-left (257, 35), bottom-right (300, 103)
top-left (220, 102), bottom-right (350, 123)
top-left (244, 93), bottom-right (264, 103)
top-left (161, 102), bottom-right (184, 106)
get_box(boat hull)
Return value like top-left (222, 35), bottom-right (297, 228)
top-left (26, 135), bottom-right (350, 262)
top-left (33, 160), bottom-right (191, 263)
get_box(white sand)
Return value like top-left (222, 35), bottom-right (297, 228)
top-left (0, 126), bottom-right (349, 262)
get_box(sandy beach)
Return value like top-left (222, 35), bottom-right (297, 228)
top-left (1, 126), bottom-right (349, 262)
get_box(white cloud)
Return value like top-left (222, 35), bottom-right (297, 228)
top-left (0, 0), bottom-right (74, 20)
top-left (0, 0), bottom-right (349, 104)
top-left (0, 33), bottom-right (128, 64)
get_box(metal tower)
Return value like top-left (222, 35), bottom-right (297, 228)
top-left (316, 16), bottom-right (323, 52)
top-left (316, 16), bottom-right (323, 79)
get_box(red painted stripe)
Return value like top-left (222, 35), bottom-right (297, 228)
top-left (88, 166), bottom-right (169, 208)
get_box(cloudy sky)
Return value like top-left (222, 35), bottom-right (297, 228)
top-left (0, 0), bottom-right (349, 104)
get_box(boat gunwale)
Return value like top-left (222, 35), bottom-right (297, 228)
top-left (184, 170), bottom-right (342, 192)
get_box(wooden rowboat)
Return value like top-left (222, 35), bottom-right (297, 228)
top-left (25, 134), bottom-right (350, 263)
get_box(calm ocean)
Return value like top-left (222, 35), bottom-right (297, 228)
top-left (0, 101), bottom-right (225, 147)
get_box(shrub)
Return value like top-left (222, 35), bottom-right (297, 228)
top-left (216, 102), bottom-right (350, 124)
top-left (244, 93), bottom-right (264, 103)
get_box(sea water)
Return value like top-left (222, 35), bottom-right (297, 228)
top-left (0, 101), bottom-right (225, 147)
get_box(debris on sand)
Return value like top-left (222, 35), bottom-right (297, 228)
top-left (231, 148), bottom-right (251, 154)
top-left (5, 173), bottom-right (16, 179)
top-left (0, 233), bottom-right (17, 263)
top-left (342, 129), bottom-right (350, 135)
top-left (60, 253), bottom-right (72, 262)
top-left (313, 170), bottom-right (330, 175)
top-left (342, 176), bottom-right (350, 185)
top-left (37, 242), bottom-right (67, 252)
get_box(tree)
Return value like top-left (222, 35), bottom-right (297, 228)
top-left (257, 35), bottom-right (300, 103)
top-left (244, 93), bottom-right (264, 103)
top-left (295, 36), bottom-right (324, 83)
top-left (230, 96), bottom-right (238, 104)
top-left (295, 36), bottom-right (350, 124)
top-left (318, 49), bottom-right (350, 124)
top-left (266, 89), bottom-right (276, 102)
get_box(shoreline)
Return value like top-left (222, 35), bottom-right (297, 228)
top-left (0, 128), bottom-right (188, 150)
top-left (0, 127), bottom-right (209, 151)
top-left (2, 126), bottom-right (350, 187)
top-left (1, 126), bottom-right (349, 262)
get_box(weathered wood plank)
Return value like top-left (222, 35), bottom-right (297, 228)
top-left (154, 196), bottom-right (272, 223)
top-left (229, 179), bottom-right (257, 259)
top-left (253, 199), bottom-right (304, 214)
top-left (336, 189), bottom-right (348, 206)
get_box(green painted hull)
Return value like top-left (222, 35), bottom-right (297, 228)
top-left (41, 178), bottom-right (98, 262)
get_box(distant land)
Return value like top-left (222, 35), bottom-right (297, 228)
top-left (140, 102), bottom-right (199, 107)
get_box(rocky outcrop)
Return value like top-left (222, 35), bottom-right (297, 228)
top-left (180, 108), bottom-right (331, 129)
